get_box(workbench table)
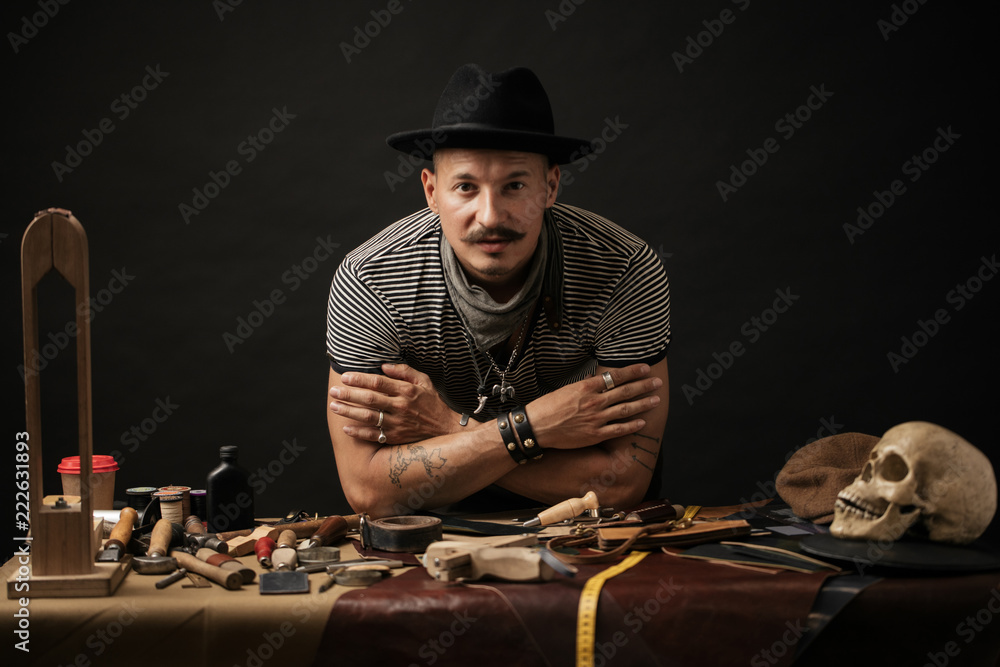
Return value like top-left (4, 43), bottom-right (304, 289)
top-left (4, 523), bottom-right (999, 666)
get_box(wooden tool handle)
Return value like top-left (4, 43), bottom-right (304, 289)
top-left (310, 516), bottom-right (349, 546)
top-left (108, 507), bottom-right (138, 547)
top-left (185, 515), bottom-right (206, 535)
top-left (277, 529), bottom-right (297, 550)
top-left (272, 547), bottom-right (297, 571)
top-left (537, 491), bottom-right (600, 526)
top-left (255, 537), bottom-right (276, 566)
top-left (148, 519), bottom-right (173, 557)
top-left (170, 550), bottom-right (243, 590)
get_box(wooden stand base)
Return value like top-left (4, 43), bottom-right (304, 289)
top-left (7, 555), bottom-right (131, 599)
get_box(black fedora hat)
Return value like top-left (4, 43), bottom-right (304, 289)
top-left (386, 64), bottom-right (593, 164)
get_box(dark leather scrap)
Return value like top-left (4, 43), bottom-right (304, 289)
top-left (316, 551), bottom-right (836, 667)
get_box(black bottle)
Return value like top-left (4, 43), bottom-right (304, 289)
top-left (206, 445), bottom-right (254, 532)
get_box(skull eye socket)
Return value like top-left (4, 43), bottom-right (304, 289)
top-left (877, 452), bottom-right (909, 482)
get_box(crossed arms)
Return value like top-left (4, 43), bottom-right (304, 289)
top-left (326, 358), bottom-right (669, 517)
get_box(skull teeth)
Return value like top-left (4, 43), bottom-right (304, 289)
top-left (835, 492), bottom-right (886, 521)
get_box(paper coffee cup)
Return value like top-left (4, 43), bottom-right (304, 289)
top-left (57, 455), bottom-right (119, 509)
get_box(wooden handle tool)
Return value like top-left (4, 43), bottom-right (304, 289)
top-left (148, 519), bottom-right (174, 557)
top-left (255, 537), bottom-right (276, 568)
top-left (297, 515), bottom-right (349, 551)
top-left (97, 507), bottom-right (138, 561)
top-left (171, 550), bottom-right (243, 590)
top-left (523, 491), bottom-right (600, 527)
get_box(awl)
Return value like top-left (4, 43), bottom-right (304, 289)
top-left (523, 491), bottom-right (600, 527)
top-left (96, 507), bottom-right (138, 562)
top-left (297, 515), bottom-right (349, 551)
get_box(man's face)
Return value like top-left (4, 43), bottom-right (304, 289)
top-left (422, 148), bottom-right (560, 301)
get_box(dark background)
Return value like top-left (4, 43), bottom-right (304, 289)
top-left (2, 1), bottom-right (996, 558)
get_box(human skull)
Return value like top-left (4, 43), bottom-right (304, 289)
top-left (830, 421), bottom-right (996, 544)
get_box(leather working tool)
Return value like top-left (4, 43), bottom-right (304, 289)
top-left (155, 568), bottom-right (188, 589)
top-left (170, 550), bottom-right (242, 590)
top-left (255, 537), bottom-right (276, 568)
top-left (20, 209), bottom-right (122, 596)
top-left (297, 547), bottom-right (341, 565)
top-left (197, 548), bottom-right (256, 584)
top-left (133, 520), bottom-right (178, 575)
top-left (299, 558), bottom-right (405, 574)
top-left (522, 491), bottom-right (600, 527)
top-left (423, 535), bottom-right (564, 582)
top-left (185, 515), bottom-right (227, 554)
top-left (96, 507), bottom-right (138, 562)
top-left (259, 530), bottom-right (309, 594)
top-left (359, 515), bottom-right (443, 553)
top-left (297, 515), bottom-right (349, 551)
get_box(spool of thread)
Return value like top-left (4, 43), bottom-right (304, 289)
top-left (159, 485), bottom-right (191, 520)
top-left (126, 486), bottom-right (157, 512)
top-left (153, 490), bottom-right (184, 524)
top-left (190, 489), bottom-right (207, 520)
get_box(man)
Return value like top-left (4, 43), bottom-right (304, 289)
top-left (326, 64), bottom-right (670, 518)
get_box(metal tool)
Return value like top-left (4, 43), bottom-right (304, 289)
top-left (96, 507), bottom-right (138, 562)
top-left (155, 568), bottom-right (188, 589)
top-left (132, 519), bottom-right (178, 575)
top-left (297, 515), bottom-right (349, 551)
top-left (259, 529), bottom-right (309, 594)
top-left (522, 491), bottom-right (600, 527)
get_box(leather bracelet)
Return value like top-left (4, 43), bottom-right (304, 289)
top-left (510, 406), bottom-right (543, 460)
top-left (498, 413), bottom-right (527, 464)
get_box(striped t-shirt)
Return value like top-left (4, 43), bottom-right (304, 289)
top-left (326, 203), bottom-right (671, 421)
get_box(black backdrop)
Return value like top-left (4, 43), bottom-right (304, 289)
top-left (2, 1), bottom-right (997, 558)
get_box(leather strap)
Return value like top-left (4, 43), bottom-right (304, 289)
top-left (359, 515), bottom-right (443, 553)
top-left (794, 574), bottom-right (882, 660)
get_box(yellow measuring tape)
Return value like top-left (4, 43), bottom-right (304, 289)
top-left (575, 550), bottom-right (649, 667)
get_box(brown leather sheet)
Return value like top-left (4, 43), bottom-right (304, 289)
top-left (318, 551), bottom-right (838, 667)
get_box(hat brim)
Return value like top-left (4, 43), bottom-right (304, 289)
top-left (386, 125), bottom-right (593, 165)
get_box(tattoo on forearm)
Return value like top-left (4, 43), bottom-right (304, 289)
top-left (388, 445), bottom-right (448, 488)
top-left (631, 454), bottom-right (654, 472)
top-left (631, 441), bottom-right (656, 456)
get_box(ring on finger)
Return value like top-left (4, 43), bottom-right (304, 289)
top-left (602, 371), bottom-right (615, 391)
top-left (376, 410), bottom-right (384, 428)
top-left (378, 428), bottom-right (387, 444)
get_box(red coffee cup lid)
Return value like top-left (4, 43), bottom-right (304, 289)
top-left (56, 455), bottom-right (119, 474)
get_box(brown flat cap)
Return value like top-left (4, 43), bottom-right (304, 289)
top-left (776, 432), bottom-right (880, 524)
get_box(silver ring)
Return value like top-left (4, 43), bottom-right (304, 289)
top-left (602, 371), bottom-right (614, 391)
top-left (376, 410), bottom-right (384, 428)
top-left (378, 429), bottom-right (387, 444)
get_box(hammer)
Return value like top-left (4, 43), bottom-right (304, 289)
top-left (184, 515), bottom-right (227, 554)
top-left (132, 519), bottom-right (178, 575)
top-left (96, 507), bottom-right (138, 562)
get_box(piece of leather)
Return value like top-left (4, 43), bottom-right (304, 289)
top-left (360, 515), bottom-right (442, 553)
top-left (319, 551), bottom-right (839, 667)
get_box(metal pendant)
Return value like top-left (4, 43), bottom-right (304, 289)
top-left (473, 394), bottom-right (489, 415)
top-left (492, 379), bottom-right (515, 403)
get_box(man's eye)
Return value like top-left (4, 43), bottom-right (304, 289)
top-left (455, 183), bottom-right (474, 192)
top-left (507, 182), bottom-right (525, 191)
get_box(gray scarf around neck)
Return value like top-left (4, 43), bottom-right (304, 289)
top-left (440, 211), bottom-right (557, 353)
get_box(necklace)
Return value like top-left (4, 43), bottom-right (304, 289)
top-left (467, 310), bottom-right (532, 414)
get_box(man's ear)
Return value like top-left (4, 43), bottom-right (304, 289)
top-left (545, 164), bottom-right (561, 207)
top-left (421, 168), bottom-right (438, 212)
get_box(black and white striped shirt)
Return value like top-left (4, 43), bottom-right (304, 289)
top-left (326, 203), bottom-right (671, 420)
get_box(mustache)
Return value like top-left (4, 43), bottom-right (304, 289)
top-left (463, 226), bottom-right (526, 243)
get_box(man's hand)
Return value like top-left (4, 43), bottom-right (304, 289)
top-left (329, 363), bottom-right (460, 444)
top-left (525, 363), bottom-right (662, 449)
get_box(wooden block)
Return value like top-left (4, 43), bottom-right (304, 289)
top-left (7, 555), bottom-right (130, 599)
